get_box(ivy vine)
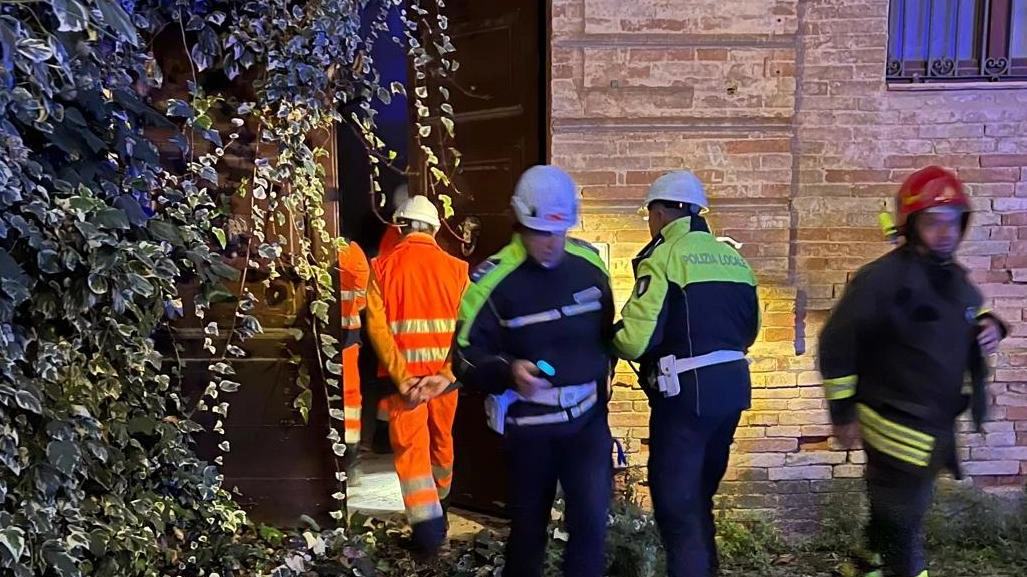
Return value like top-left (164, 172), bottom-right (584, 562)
top-left (0, 0), bottom-right (460, 575)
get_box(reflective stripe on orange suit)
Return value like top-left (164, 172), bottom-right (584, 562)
top-left (338, 241), bottom-right (369, 446)
top-left (364, 232), bottom-right (468, 534)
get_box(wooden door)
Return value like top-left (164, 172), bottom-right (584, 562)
top-left (336, 0), bottom-right (546, 516)
top-left (433, 0), bottom-right (547, 515)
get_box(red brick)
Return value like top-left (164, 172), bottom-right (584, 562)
top-left (696, 48), bottom-right (729, 61)
top-left (725, 140), bottom-right (790, 154)
top-left (608, 412), bottom-right (649, 428)
top-left (572, 171), bottom-right (618, 185)
top-left (736, 439), bottom-right (798, 453)
top-left (981, 154), bottom-right (1027, 168)
top-left (823, 169), bottom-right (893, 183)
top-left (958, 168), bottom-right (1021, 183)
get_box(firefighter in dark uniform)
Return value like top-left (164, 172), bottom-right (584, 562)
top-left (611, 171), bottom-right (760, 577)
top-left (454, 165), bottom-right (615, 577)
top-left (819, 166), bottom-right (1007, 577)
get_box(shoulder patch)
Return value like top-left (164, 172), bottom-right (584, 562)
top-left (635, 275), bottom-right (652, 297)
top-left (470, 258), bottom-right (500, 283)
top-left (567, 237), bottom-right (599, 255)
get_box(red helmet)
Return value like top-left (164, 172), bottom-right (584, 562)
top-left (896, 165), bottom-right (970, 232)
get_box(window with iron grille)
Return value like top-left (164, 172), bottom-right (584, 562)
top-left (887, 0), bottom-right (1027, 82)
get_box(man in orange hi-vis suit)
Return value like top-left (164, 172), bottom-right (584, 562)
top-left (365, 195), bottom-right (468, 557)
top-left (337, 239), bottom-right (370, 481)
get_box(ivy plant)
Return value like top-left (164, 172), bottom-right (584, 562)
top-left (0, 0), bottom-right (461, 575)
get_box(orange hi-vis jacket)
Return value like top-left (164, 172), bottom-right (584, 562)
top-left (338, 241), bottom-right (370, 347)
top-left (379, 225), bottom-right (401, 259)
top-left (337, 240), bottom-right (370, 446)
top-left (366, 233), bottom-right (469, 386)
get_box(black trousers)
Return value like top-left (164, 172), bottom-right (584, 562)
top-left (648, 407), bottom-right (741, 577)
top-left (865, 455), bottom-right (935, 577)
top-left (501, 410), bottom-right (613, 577)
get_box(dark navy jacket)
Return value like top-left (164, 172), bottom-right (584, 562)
top-left (453, 235), bottom-right (615, 421)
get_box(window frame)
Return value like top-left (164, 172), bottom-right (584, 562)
top-left (886, 0), bottom-right (1027, 84)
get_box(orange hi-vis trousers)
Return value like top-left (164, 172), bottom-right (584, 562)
top-left (342, 344), bottom-right (362, 445)
top-left (388, 389), bottom-right (458, 533)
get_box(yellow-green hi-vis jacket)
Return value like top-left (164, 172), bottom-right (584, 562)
top-left (611, 216), bottom-right (760, 416)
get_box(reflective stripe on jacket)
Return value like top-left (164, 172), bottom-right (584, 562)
top-left (817, 245), bottom-right (1005, 477)
top-left (454, 235), bottom-right (616, 423)
top-left (365, 233), bottom-right (468, 386)
top-left (337, 240), bottom-right (370, 348)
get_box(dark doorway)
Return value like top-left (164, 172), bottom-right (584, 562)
top-left (435, 0), bottom-right (547, 516)
top-left (337, 1), bottom-right (547, 516)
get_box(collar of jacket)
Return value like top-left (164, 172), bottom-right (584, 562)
top-left (632, 217), bottom-right (695, 261)
top-left (397, 232), bottom-right (440, 248)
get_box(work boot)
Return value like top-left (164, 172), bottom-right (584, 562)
top-left (855, 551), bottom-right (883, 577)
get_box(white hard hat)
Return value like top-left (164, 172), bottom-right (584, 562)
top-left (641, 171), bottom-right (709, 217)
top-left (393, 195), bottom-right (441, 228)
top-left (511, 165), bottom-right (578, 233)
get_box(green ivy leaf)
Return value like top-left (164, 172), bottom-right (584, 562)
top-left (126, 273), bottom-right (154, 298)
top-left (218, 380), bottom-right (240, 393)
top-left (148, 220), bottom-right (185, 246)
top-left (418, 124), bottom-right (431, 138)
top-left (17, 39), bottom-right (53, 63)
top-left (46, 440), bottom-right (81, 476)
top-left (93, 208), bottom-right (130, 230)
top-left (310, 300), bottom-right (329, 323)
top-left (52, 0), bottom-right (90, 33)
top-left (212, 227), bottom-right (227, 249)
top-left (37, 249), bottom-right (61, 274)
top-left (96, 0), bottom-right (139, 47)
top-left (42, 546), bottom-right (79, 577)
top-left (166, 99), bottom-right (193, 119)
top-left (87, 274), bottom-right (108, 295)
top-left (293, 389), bottom-right (311, 424)
top-left (14, 390), bottom-right (41, 414)
top-left (441, 117), bottom-right (455, 137)
top-left (0, 527), bottom-right (25, 561)
top-left (439, 194), bottom-right (455, 219)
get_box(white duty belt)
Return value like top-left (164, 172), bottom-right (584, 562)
top-left (655, 350), bottom-right (747, 398)
top-left (485, 381), bottom-right (597, 435)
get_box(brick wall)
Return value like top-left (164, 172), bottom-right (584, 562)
top-left (552, 0), bottom-right (1027, 533)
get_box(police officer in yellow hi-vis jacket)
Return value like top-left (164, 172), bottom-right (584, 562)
top-left (612, 171), bottom-right (760, 577)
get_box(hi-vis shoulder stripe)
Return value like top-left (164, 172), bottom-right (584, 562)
top-left (823, 375), bottom-right (857, 401)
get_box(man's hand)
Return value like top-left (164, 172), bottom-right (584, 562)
top-left (978, 317), bottom-right (1003, 355)
top-left (511, 360), bottom-right (553, 399)
top-left (833, 422), bottom-right (861, 449)
top-left (399, 376), bottom-right (422, 398)
top-left (409, 375), bottom-right (452, 404)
